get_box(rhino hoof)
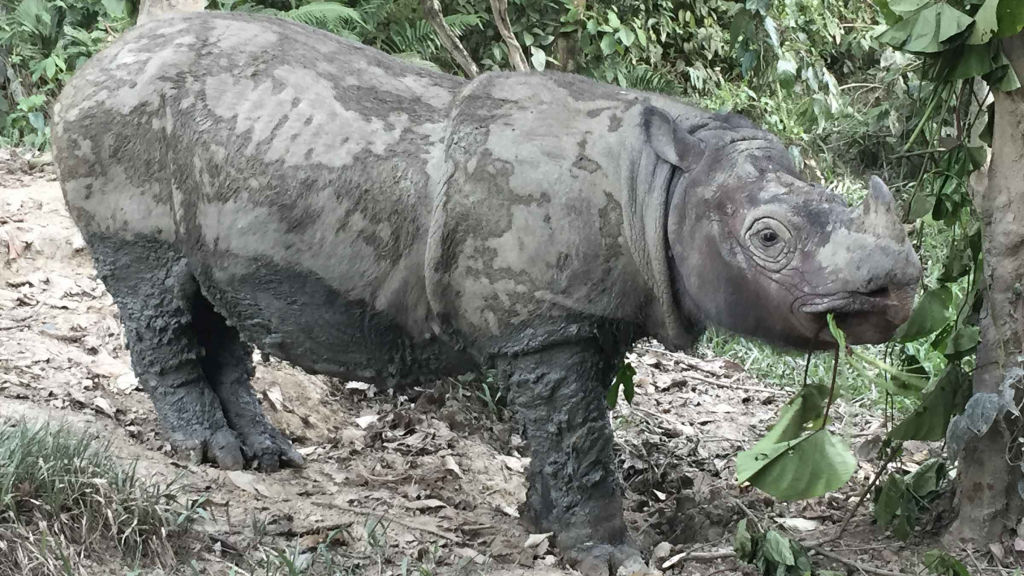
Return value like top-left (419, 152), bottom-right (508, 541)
top-left (239, 427), bottom-right (305, 473)
top-left (569, 544), bottom-right (660, 576)
top-left (170, 427), bottom-right (244, 471)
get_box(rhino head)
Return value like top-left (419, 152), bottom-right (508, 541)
top-left (645, 108), bottom-right (921, 350)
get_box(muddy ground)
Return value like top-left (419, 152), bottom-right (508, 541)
top-left (0, 152), bottom-right (989, 575)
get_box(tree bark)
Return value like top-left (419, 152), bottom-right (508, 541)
top-left (421, 0), bottom-right (479, 78)
top-left (137, 0), bottom-right (205, 23)
top-left (947, 32), bottom-right (1024, 545)
top-left (489, 0), bottom-right (528, 71)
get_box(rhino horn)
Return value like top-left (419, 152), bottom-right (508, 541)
top-left (861, 175), bottom-right (896, 216)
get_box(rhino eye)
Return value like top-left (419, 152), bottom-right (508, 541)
top-left (745, 217), bottom-right (793, 271)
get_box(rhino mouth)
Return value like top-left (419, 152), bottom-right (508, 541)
top-left (797, 288), bottom-right (893, 315)
top-left (796, 286), bottom-right (914, 345)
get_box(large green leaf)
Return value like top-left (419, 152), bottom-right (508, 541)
top-left (889, 367), bottom-right (970, 441)
top-left (736, 429), bottom-right (857, 501)
top-left (894, 285), bottom-right (953, 342)
top-left (880, 4), bottom-right (974, 53)
top-left (967, 0), bottom-right (999, 44)
top-left (888, 0), bottom-right (931, 15)
top-left (997, 0), bottom-right (1024, 38)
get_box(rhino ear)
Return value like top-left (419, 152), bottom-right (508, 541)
top-left (643, 106), bottom-right (705, 171)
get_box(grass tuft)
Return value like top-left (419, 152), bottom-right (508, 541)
top-left (0, 419), bottom-right (205, 575)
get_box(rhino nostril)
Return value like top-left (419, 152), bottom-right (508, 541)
top-left (861, 287), bottom-right (890, 300)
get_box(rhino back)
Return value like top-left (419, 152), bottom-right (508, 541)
top-left (54, 13), bottom-right (466, 341)
top-left (427, 73), bottom-right (657, 354)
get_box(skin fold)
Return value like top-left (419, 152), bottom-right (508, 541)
top-left (52, 13), bottom-right (921, 575)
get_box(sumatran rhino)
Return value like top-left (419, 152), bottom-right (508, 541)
top-left (52, 12), bottom-right (921, 575)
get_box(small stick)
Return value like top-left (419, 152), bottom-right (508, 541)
top-left (327, 503), bottom-right (459, 542)
top-left (809, 545), bottom-right (907, 576)
top-left (820, 347), bottom-right (841, 430)
top-left (679, 372), bottom-right (788, 396)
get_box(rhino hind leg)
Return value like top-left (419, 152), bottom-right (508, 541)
top-left (192, 296), bottom-right (304, 472)
top-left (90, 234), bottom-right (245, 470)
top-left (501, 342), bottom-right (653, 576)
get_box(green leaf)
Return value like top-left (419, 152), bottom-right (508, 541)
top-left (600, 33), bottom-right (617, 56)
top-left (874, 474), bottom-right (906, 527)
top-left (736, 429), bottom-right (857, 501)
top-left (616, 362), bottom-right (636, 404)
top-left (997, 0), bottom-right (1024, 38)
top-left (763, 530), bottom-right (794, 566)
top-left (616, 27), bottom-right (635, 47)
top-left (530, 46), bottom-right (546, 71)
top-left (880, 4), bottom-right (974, 53)
top-left (923, 549), bottom-right (971, 576)
top-left (906, 458), bottom-right (946, 495)
top-left (887, 0), bottom-right (931, 15)
top-left (607, 10), bottom-right (620, 28)
top-left (889, 367), bottom-right (970, 441)
top-left (967, 0), bottom-right (999, 44)
top-left (101, 0), bottom-right (125, 17)
top-left (733, 519), bottom-right (753, 561)
top-left (755, 383), bottom-right (830, 449)
top-left (894, 285), bottom-right (953, 342)
top-left (605, 379), bottom-right (620, 409)
top-left (953, 42), bottom-right (996, 79)
top-left (945, 324), bottom-right (980, 359)
top-left (776, 54), bottom-right (797, 90)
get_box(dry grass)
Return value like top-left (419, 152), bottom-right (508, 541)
top-left (0, 419), bottom-right (207, 576)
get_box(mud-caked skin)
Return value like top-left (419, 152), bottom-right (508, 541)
top-left (53, 12), bottom-right (921, 575)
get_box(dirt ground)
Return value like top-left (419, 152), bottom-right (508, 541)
top-left (0, 151), bottom-right (979, 575)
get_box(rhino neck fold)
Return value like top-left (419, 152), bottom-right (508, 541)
top-left (622, 144), bottom-right (701, 351)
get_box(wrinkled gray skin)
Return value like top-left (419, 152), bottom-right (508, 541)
top-left (52, 13), bottom-right (921, 575)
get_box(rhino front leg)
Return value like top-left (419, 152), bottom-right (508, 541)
top-left (193, 296), bottom-right (304, 473)
top-left (500, 342), bottom-right (655, 576)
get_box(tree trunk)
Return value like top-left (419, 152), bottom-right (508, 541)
top-left (137, 0), bottom-right (205, 23)
top-left (420, 0), bottom-right (479, 78)
top-left (489, 0), bottom-right (528, 71)
top-left (947, 32), bottom-right (1024, 545)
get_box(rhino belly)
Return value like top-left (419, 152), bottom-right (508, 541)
top-left (188, 248), bottom-right (474, 385)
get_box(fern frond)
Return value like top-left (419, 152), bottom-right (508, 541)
top-left (382, 20), bottom-right (439, 57)
top-left (391, 51), bottom-right (442, 71)
top-left (354, 0), bottom-right (395, 28)
top-left (443, 12), bottom-right (485, 36)
top-left (624, 65), bottom-right (682, 95)
top-left (281, 2), bottom-right (366, 36)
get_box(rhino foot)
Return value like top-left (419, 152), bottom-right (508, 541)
top-left (568, 544), bottom-right (660, 576)
top-left (234, 421), bottom-right (305, 473)
top-left (171, 426), bottom-right (245, 471)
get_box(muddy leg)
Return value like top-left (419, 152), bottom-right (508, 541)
top-left (93, 236), bottom-right (244, 470)
top-left (500, 342), bottom-right (653, 576)
top-left (193, 296), bottom-right (303, 472)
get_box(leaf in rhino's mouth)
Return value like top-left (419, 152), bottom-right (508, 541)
top-left (798, 288), bottom-right (893, 315)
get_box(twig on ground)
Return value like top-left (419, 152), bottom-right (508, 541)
top-left (678, 372), bottom-right (789, 396)
top-left (809, 545), bottom-right (907, 576)
top-left (326, 503), bottom-right (459, 542)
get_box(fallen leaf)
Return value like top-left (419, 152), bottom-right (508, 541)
top-left (89, 351), bottom-right (128, 378)
top-left (523, 533), bottom-right (553, 548)
top-left (354, 414), bottom-right (378, 429)
top-left (227, 471), bottom-right (262, 496)
top-left (990, 542), bottom-right (1005, 563)
top-left (652, 489), bottom-right (667, 501)
top-left (708, 403), bottom-right (737, 413)
top-left (775, 517), bottom-right (821, 532)
top-left (91, 396), bottom-right (116, 419)
top-left (662, 552), bottom-right (687, 569)
top-left (345, 381), bottom-right (371, 391)
top-left (498, 454), bottom-right (528, 473)
top-left (443, 455), bottom-right (463, 478)
top-left (498, 504), bottom-right (519, 518)
top-left (263, 386), bottom-right (287, 412)
top-left (454, 547), bottom-right (486, 564)
top-left (652, 541), bottom-right (672, 561)
top-left (405, 498), bottom-right (448, 510)
top-left (114, 373), bottom-right (138, 393)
